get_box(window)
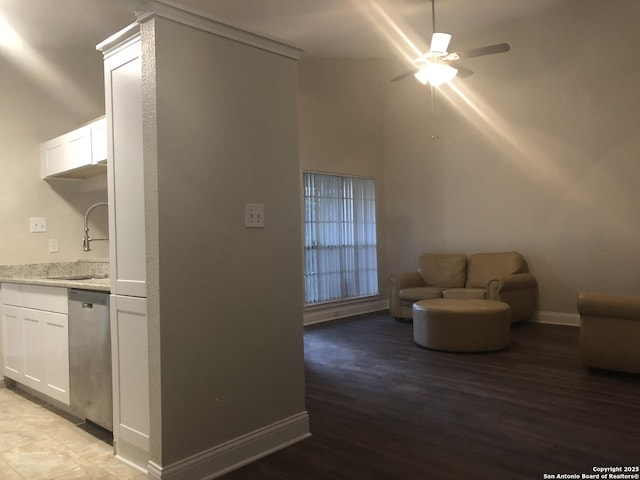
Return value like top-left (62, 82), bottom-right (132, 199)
top-left (303, 172), bottom-right (379, 305)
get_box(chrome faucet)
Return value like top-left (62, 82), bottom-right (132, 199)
top-left (83, 202), bottom-right (109, 252)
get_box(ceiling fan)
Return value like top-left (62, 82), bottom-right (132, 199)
top-left (391, 0), bottom-right (511, 86)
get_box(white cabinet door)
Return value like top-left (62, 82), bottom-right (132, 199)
top-left (19, 308), bottom-right (70, 404)
top-left (91, 117), bottom-right (108, 164)
top-left (41, 136), bottom-right (65, 178)
top-left (2, 304), bottom-right (23, 380)
top-left (21, 308), bottom-right (46, 391)
top-left (64, 124), bottom-right (93, 171)
top-left (43, 311), bottom-right (70, 404)
top-left (106, 37), bottom-right (146, 298)
top-left (111, 294), bottom-right (149, 467)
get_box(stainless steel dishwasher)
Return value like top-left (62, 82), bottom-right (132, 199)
top-left (68, 289), bottom-right (112, 432)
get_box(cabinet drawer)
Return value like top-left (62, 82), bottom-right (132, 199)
top-left (1, 283), bottom-right (22, 306)
top-left (20, 285), bottom-right (68, 314)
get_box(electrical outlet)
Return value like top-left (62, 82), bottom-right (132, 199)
top-left (48, 238), bottom-right (59, 253)
top-left (29, 217), bottom-right (47, 233)
top-left (245, 203), bottom-right (264, 228)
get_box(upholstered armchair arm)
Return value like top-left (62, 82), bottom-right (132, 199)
top-left (387, 272), bottom-right (423, 319)
top-left (487, 273), bottom-right (537, 323)
top-left (487, 273), bottom-right (537, 297)
top-left (578, 293), bottom-right (640, 321)
top-left (388, 271), bottom-right (424, 291)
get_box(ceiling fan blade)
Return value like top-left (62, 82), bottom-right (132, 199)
top-left (391, 69), bottom-right (418, 82)
top-left (453, 64), bottom-right (474, 78)
top-left (453, 42), bottom-right (511, 59)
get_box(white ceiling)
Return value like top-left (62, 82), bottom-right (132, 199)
top-left (1, 0), bottom-right (570, 59)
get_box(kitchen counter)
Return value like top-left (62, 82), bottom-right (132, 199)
top-left (0, 276), bottom-right (110, 292)
top-left (0, 259), bottom-right (110, 292)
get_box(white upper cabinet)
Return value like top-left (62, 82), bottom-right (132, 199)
top-left (104, 36), bottom-right (146, 298)
top-left (41, 116), bottom-right (107, 179)
top-left (91, 117), bottom-right (108, 164)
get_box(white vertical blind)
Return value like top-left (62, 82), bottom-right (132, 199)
top-left (303, 172), bottom-right (379, 305)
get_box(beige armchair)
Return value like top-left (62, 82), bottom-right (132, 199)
top-left (388, 254), bottom-right (467, 320)
top-left (577, 293), bottom-right (640, 373)
top-left (388, 251), bottom-right (537, 323)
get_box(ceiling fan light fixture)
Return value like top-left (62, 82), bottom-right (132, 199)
top-left (430, 32), bottom-right (451, 54)
top-left (413, 63), bottom-right (457, 87)
top-left (429, 64), bottom-right (457, 86)
top-left (391, 0), bottom-right (509, 86)
top-left (414, 68), bottom-right (431, 85)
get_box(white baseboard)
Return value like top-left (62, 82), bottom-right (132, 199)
top-left (115, 439), bottom-right (149, 474)
top-left (147, 411), bottom-right (310, 480)
top-left (532, 311), bottom-right (580, 327)
top-left (304, 299), bottom-right (387, 325)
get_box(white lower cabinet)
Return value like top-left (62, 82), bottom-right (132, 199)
top-left (1, 283), bottom-right (70, 405)
top-left (110, 294), bottom-right (149, 470)
top-left (2, 304), bottom-right (23, 379)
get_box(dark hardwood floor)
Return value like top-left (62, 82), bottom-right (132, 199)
top-left (222, 312), bottom-right (640, 480)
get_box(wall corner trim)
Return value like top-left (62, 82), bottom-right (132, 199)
top-left (147, 411), bottom-right (310, 480)
top-left (134, 0), bottom-right (304, 60)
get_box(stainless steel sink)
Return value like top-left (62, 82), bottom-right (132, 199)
top-left (47, 274), bottom-right (110, 281)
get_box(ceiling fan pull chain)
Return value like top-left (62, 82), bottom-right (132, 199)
top-left (431, 84), bottom-right (437, 116)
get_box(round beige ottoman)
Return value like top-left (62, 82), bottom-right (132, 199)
top-left (412, 299), bottom-right (511, 352)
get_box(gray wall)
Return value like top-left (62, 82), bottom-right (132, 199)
top-left (144, 17), bottom-right (307, 466)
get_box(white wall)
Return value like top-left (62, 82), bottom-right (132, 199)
top-left (383, 0), bottom-right (640, 314)
top-left (294, 0), bottom-right (640, 319)
top-left (0, 47), bottom-right (109, 265)
top-left (298, 58), bottom-right (388, 304)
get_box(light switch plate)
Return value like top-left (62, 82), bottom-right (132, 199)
top-left (245, 203), bottom-right (264, 228)
top-left (29, 217), bottom-right (47, 233)
top-left (48, 238), bottom-right (59, 253)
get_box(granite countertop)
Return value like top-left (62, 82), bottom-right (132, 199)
top-left (0, 259), bottom-right (110, 292)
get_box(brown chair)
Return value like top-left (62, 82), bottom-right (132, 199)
top-left (577, 293), bottom-right (640, 373)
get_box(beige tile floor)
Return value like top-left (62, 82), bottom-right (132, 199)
top-left (0, 387), bottom-right (146, 480)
